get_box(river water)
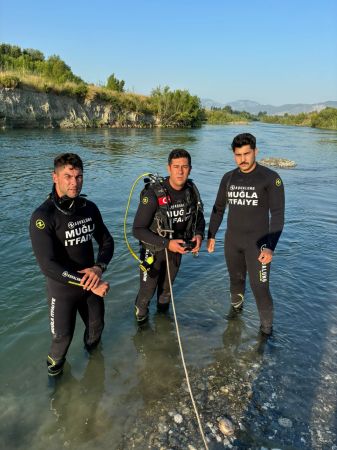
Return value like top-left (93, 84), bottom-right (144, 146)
top-left (0, 124), bottom-right (337, 449)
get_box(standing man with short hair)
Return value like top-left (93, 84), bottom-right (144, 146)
top-left (207, 133), bottom-right (285, 336)
top-left (133, 148), bottom-right (205, 323)
top-left (30, 153), bottom-right (114, 376)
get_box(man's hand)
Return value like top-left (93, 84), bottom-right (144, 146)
top-left (168, 239), bottom-right (188, 254)
top-left (258, 248), bottom-right (273, 264)
top-left (191, 235), bottom-right (202, 254)
top-left (207, 238), bottom-right (216, 253)
top-left (91, 281), bottom-right (110, 297)
top-left (78, 266), bottom-right (103, 291)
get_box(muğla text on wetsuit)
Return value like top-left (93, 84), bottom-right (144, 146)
top-left (208, 163), bottom-right (285, 334)
top-left (133, 168), bottom-right (205, 323)
top-left (30, 154), bottom-right (114, 377)
top-left (30, 197), bottom-right (113, 287)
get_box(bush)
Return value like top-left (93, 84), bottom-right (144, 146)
top-left (106, 73), bottom-right (125, 92)
top-left (0, 74), bottom-right (20, 88)
top-left (311, 107), bottom-right (337, 130)
top-left (150, 86), bottom-right (203, 127)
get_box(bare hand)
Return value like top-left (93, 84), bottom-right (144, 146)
top-left (258, 248), bottom-right (273, 264)
top-left (78, 266), bottom-right (102, 291)
top-left (207, 238), bottom-right (215, 253)
top-left (191, 235), bottom-right (202, 254)
top-left (168, 239), bottom-right (188, 254)
top-left (91, 281), bottom-right (110, 297)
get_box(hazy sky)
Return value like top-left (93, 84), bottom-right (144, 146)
top-left (1, 0), bottom-right (336, 105)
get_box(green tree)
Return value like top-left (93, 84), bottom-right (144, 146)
top-left (23, 48), bottom-right (44, 61)
top-left (42, 55), bottom-right (83, 84)
top-left (106, 73), bottom-right (125, 92)
top-left (150, 86), bottom-right (204, 127)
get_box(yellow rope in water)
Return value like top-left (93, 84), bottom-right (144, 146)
top-left (165, 248), bottom-right (209, 450)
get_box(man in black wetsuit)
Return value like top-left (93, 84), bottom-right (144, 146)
top-left (133, 148), bottom-right (205, 323)
top-left (207, 133), bottom-right (285, 336)
top-left (30, 153), bottom-right (114, 376)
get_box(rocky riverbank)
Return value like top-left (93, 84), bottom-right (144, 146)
top-left (116, 335), bottom-right (331, 450)
top-left (0, 86), bottom-right (156, 129)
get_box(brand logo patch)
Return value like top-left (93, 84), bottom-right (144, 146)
top-left (276, 178), bottom-right (282, 187)
top-left (142, 196), bottom-right (149, 205)
top-left (35, 219), bottom-right (45, 230)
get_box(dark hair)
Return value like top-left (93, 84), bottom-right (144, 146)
top-left (54, 153), bottom-right (83, 171)
top-left (168, 148), bottom-right (191, 166)
top-left (231, 133), bottom-right (256, 151)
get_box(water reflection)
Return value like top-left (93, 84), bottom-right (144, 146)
top-left (132, 314), bottom-right (183, 405)
top-left (45, 351), bottom-right (108, 448)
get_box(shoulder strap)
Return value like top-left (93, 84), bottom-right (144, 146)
top-left (186, 179), bottom-right (204, 212)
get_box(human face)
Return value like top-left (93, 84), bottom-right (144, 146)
top-left (233, 145), bottom-right (257, 173)
top-left (167, 157), bottom-right (191, 190)
top-left (52, 164), bottom-right (83, 198)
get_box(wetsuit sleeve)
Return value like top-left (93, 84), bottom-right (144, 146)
top-left (92, 205), bottom-right (114, 266)
top-left (267, 173), bottom-right (285, 251)
top-left (29, 210), bottom-right (83, 286)
top-left (132, 189), bottom-right (170, 248)
top-left (207, 173), bottom-right (230, 239)
top-left (194, 208), bottom-right (205, 238)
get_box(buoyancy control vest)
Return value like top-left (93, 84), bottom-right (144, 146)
top-left (141, 176), bottom-right (203, 252)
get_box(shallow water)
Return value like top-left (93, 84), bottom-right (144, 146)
top-left (0, 124), bottom-right (337, 449)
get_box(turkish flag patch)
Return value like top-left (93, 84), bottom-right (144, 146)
top-left (158, 196), bottom-right (170, 206)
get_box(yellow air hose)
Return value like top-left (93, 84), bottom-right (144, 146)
top-left (124, 173), bottom-right (209, 449)
top-left (123, 172), bottom-right (151, 267)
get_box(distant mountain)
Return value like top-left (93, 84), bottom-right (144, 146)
top-left (201, 98), bottom-right (226, 109)
top-left (201, 98), bottom-right (337, 116)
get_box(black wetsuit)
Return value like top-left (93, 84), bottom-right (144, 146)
top-left (208, 163), bottom-right (285, 331)
top-left (30, 190), bottom-right (114, 366)
top-left (133, 178), bottom-right (205, 315)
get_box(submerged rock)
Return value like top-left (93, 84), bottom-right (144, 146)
top-left (174, 413), bottom-right (183, 424)
top-left (259, 158), bottom-right (297, 168)
top-left (278, 417), bottom-right (293, 427)
top-left (218, 417), bottom-right (235, 436)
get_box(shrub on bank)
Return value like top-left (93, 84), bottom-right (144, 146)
top-left (0, 73), bottom-right (20, 88)
top-left (260, 108), bottom-right (337, 130)
top-left (311, 108), bottom-right (337, 130)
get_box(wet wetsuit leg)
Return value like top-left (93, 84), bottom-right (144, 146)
top-left (135, 248), bottom-right (165, 315)
top-left (157, 251), bottom-right (182, 306)
top-left (245, 240), bottom-right (273, 331)
top-left (47, 284), bottom-right (81, 364)
top-left (78, 292), bottom-right (105, 350)
top-left (225, 233), bottom-right (247, 306)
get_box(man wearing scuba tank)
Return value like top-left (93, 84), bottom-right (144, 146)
top-left (133, 148), bottom-right (205, 323)
top-left (30, 153), bottom-right (114, 377)
top-left (207, 133), bottom-right (285, 336)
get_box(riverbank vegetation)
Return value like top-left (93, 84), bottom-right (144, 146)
top-left (1, 44), bottom-right (336, 130)
top-left (0, 43), bottom-right (203, 127)
top-left (205, 106), bottom-right (255, 124)
top-left (205, 105), bottom-right (337, 130)
top-left (260, 108), bottom-right (337, 130)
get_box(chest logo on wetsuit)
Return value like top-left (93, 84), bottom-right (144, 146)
top-left (166, 202), bottom-right (191, 223)
top-left (142, 196), bottom-right (149, 205)
top-left (64, 217), bottom-right (95, 246)
top-left (227, 185), bottom-right (258, 206)
top-left (35, 219), bottom-right (45, 230)
top-left (275, 178), bottom-right (282, 187)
